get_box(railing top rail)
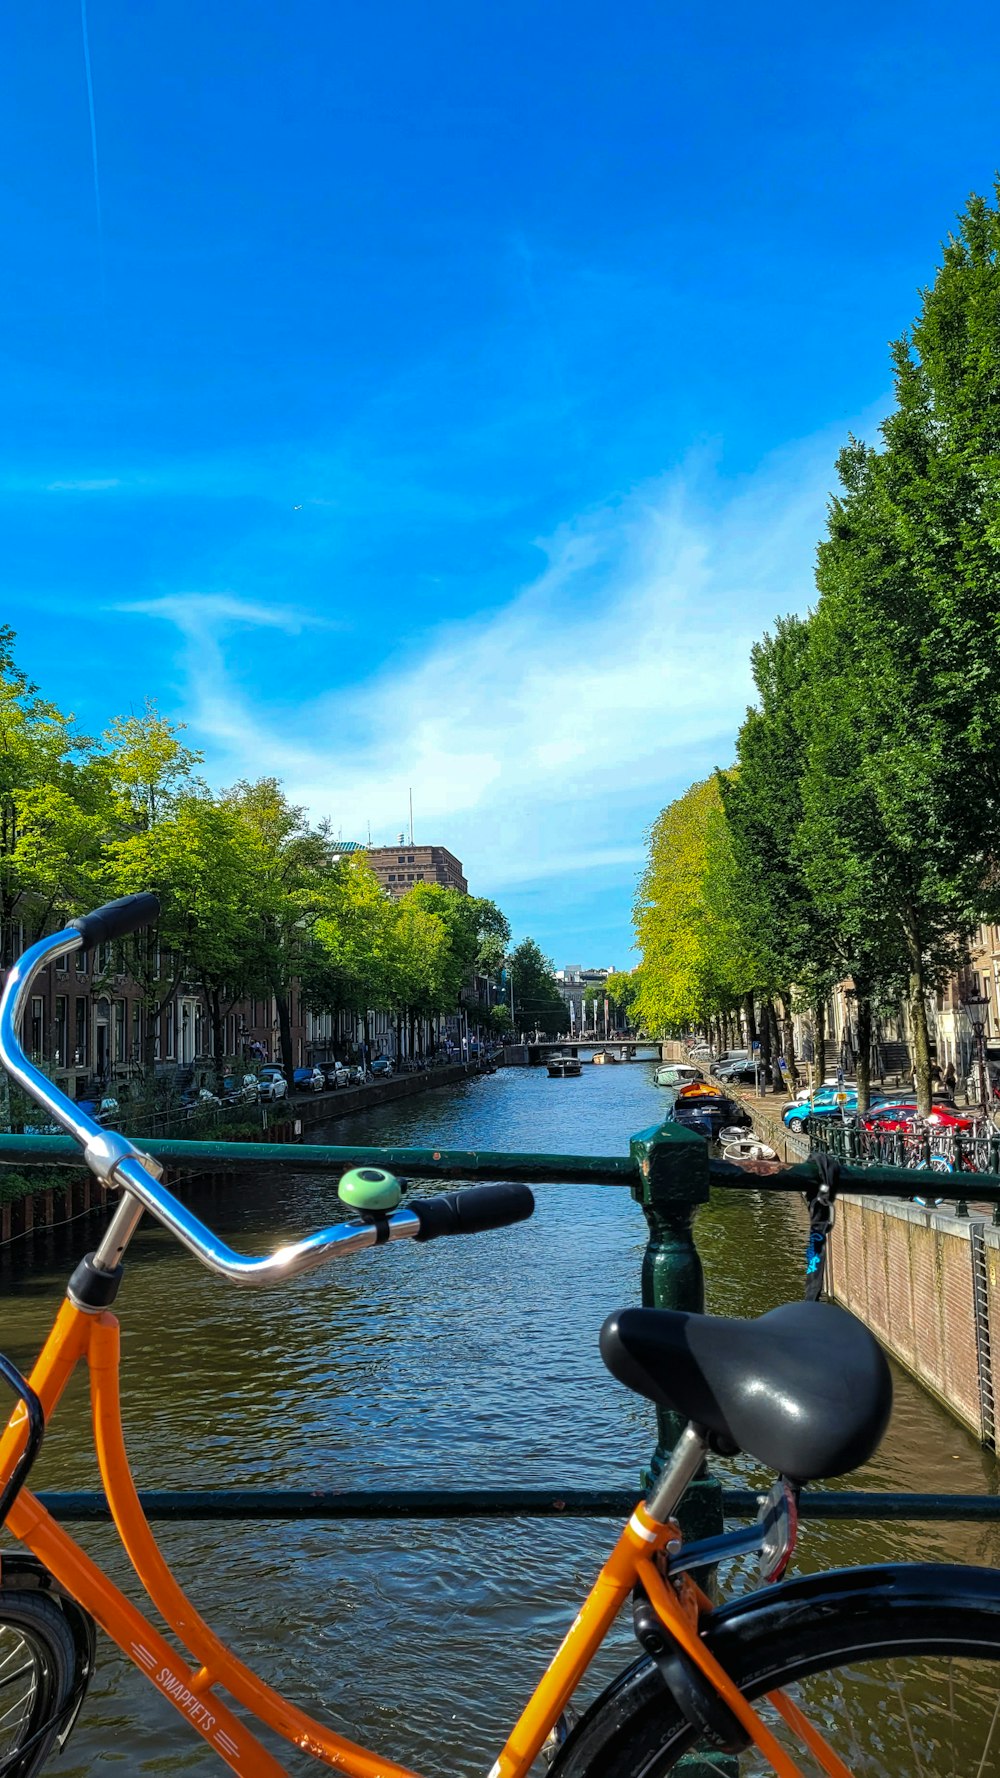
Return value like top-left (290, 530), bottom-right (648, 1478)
top-left (4, 1129), bottom-right (1000, 1200)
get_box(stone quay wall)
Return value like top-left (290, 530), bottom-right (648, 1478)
top-left (826, 1195), bottom-right (999, 1444)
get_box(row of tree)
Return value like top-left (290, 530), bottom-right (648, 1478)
top-left (0, 630), bottom-right (568, 1085)
top-left (635, 187), bottom-right (1000, 1113)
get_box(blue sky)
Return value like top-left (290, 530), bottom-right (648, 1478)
top-left (4, 2), bottom-right (1000, 967)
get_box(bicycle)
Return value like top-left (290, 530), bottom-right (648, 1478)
top-left (7, 901), bottom-right (1000, 1776)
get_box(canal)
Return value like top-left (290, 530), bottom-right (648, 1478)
top-left (2, 1060), bottom-right (1000, 1775)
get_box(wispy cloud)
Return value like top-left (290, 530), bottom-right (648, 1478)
top-left (118, 592), bottom-right (321, 634)
top-left (46, 478), bottom-right (120, 492)
top-left (119, 415), bottom-right (873, 932)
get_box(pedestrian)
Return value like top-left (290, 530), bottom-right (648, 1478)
top-left (944, 1060), bottom-right (957, 1098)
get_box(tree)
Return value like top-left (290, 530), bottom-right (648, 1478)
top-left (97, 705), bottom-right (208, 1075)
top-left (0, 629), bottom-right (104, 965)
top-left (634, 777), bottom-right (748, 1041)
top-left (800, 189), bottom-right (1000, 1110)
top-left (222, 778), bottom-right (339, 1089)
top-left (508, 938), bottom-right (569, 1036)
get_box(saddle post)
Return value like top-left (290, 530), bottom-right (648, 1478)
top-left (629, 1121), bottom-right (725, 1546)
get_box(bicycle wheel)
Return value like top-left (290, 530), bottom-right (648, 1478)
top-left (553, 1562), bottom-right (1000, 1777)
top-left (0, 1589), bottom-right (78, 1777)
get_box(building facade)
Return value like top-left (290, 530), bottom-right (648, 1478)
top-left (363, 843), bottom-right (468, 898)
top-left (554, 966), bottom-right (616, 1034)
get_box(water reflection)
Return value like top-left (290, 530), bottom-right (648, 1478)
top-left (2, 1062), bottom-right (998, 1773)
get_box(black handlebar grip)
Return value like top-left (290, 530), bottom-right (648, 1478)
top-left (68, 893), bottom-right (161, 950)
top-left (411, 1182), bottom-right (535, 1241)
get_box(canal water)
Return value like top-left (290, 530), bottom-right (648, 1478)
top-left (2, 1061), bottom-right (999, 1775)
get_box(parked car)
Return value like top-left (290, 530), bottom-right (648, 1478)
top-left (75, 1095), bottom-right (120, 1126)
top-left (370, 1057), bottom-right (394, 1078)
top-left (256, 1066), bottom-right (289, 1102)
top-left (318, 1060), bottom-right (350, 1089)
top-left (293, 1066), bottom-right (325, 1094)
top-left (711, 1049), bottom-right (749, 1074)
top-left (686, 1043), bottom-right (713, 1061)
top-left (793, 1077), bottom-right (850, 1102)
top-left (862, 1099), bottom-right (972, 1134)
top-left (347, 1063), bottom-right (370, 1085)
top-left (181, 1086), bottom-right (220, 1117)
top-left (713, 1059), bottom-right (760, 1086)
top-left (219, 1074), bottom-right (259, 1106)
top-left (781, 1088), bottom-right (874, 1133)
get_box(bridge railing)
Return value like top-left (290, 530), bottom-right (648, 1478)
top-left (4, 1124), bottom-right (1000, 1530)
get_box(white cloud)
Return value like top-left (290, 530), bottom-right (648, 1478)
top-left (121, 416), bottom-right (874, 908)
top-left (46, 478), bottom-right (121, 492)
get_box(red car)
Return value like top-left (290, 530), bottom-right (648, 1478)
top-left (862, 1099), bottom-right (972, 1134)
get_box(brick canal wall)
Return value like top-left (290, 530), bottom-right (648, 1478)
top-left (826, 1195), bottom-right (998, 1444)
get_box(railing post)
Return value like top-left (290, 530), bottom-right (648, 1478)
top-left (630, 1121), bottom-right (723, 1543)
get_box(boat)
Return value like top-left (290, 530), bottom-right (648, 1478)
top-left (720, 1128), bottom-right (778, 1162)
top-left (654, 1063), bottom-right (703, 1088)
top-left (547, 1055), bottom-right (582, 1078)
top-left (591, 1049), bottom-right (619, 1065)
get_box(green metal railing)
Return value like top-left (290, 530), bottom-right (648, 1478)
top-left (5, 1123), bottom-right (1000, 1530)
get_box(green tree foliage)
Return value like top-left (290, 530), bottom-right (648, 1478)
top-left (801, 189), bottom-right (1000, 1109)
top-left (634, 777), bottom-right (747, 1036)
top-left (0, 628), bottom-right (104, 965)
top-left (508, 938), bottom-right (569, 1036)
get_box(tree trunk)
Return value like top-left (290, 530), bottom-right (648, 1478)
top-left (275, 989), bottom-right (294, 1090)
top-left (208, 986), bottom-right (226, 1090)
top-left (856, 995), bottom-right (873, 1114)
top-left (743, 993), bottom-right (758, 1051)
top-left (775, 992), bottom-right (799, 1094)
top-left (812, 998), bottom-right (826, 1091)
top-left (902, 910), bottom-right (932, 1115)
top-left (758, 996), bottom-right (773, 1088)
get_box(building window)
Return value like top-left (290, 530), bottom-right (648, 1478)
top-left (388, 873), bottom-right (395, 881)
top-left (55, 948), bottom-right (68, 974)
top-left (75, 949), bottom-right (88, 975)
top-left (54, 996), bottom-right (68, 1066)
top-left (29, 996), bottom-right (44, 1061)
top-left (133, 1003), bottom-right (142, 1062)
top-left (114, 999), bottom-right (127, 1063)
top-left (416, 872), bottom-right (425, 880)
top-left (74, 998), bottom-right (88, 1066)
top-left (398, 855), bottom-right (405, 863)
top-left (407, 854), bottom-right (414, 862)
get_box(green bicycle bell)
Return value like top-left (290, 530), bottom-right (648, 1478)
top-left (338, 1166), bottom-right (402, 1213)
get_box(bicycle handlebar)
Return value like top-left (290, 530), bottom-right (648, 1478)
top-left (68, 892), bottom-right (162, 950)
top-left (0, 912), bottom-right (534, 1288)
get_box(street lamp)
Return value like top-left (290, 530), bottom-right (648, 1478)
top-left (960, 990), bottom-right (990, 1112)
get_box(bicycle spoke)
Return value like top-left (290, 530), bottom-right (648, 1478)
top-left (974, 1694), bottom-right (1000, 1778)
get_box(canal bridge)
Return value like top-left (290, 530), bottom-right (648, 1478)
top-left (504, 1038), bottom-right (664, 1065)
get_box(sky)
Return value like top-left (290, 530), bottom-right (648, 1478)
top-left (3, 3), bottom-right (1000, 967)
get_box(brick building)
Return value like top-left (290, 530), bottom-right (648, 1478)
top-left (363, 843), bottom-right (468, 898)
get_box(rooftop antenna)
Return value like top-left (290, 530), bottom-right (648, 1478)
top-left (409, 787), bottom-right (414, 846)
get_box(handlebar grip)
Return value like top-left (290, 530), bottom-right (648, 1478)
top-left (68, 893), bottom-right (161, 949)
top-left (411, 1183), bottom-right (535, 1241)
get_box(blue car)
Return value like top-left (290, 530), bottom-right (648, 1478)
top-left (782, 1088), bottom-right (885, 1134)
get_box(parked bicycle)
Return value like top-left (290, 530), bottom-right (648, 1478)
top-left (7, 899), bottom-right (1000, 1775)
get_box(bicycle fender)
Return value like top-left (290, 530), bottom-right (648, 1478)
top-left (0, 1551), bottom-right (97, 1748)
top-left (550, 1562), bottom-right (1000, 1777)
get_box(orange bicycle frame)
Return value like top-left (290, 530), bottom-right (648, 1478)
top-left (1, 1294), bottom-right (850, 1778)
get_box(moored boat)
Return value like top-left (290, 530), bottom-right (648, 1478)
top-left (591, 1049), bottom-right (619, 1065)
top-left (547, 1055), bottom-right (582, 1078)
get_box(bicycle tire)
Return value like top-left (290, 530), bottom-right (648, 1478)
top-left (0, 1589), bottom-right (78, 1778)
top-left (552, 1562), bottom-right (1000, 1777)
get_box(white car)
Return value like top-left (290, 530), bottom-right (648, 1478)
top-left (256, 1066), bottom-right (289, 1102)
